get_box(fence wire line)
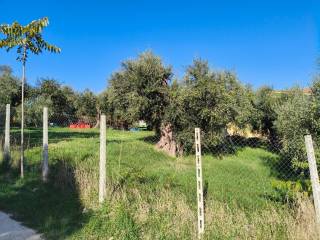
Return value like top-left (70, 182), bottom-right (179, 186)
top-left (0, 105), bottom-right (320, 238)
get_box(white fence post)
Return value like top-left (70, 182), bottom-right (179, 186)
top-left (195, 128), bottom-right (204, 238)
top-left (99, 114), bottom-right (107, 204)
top-left (42, 107), bottom-right (49, 182)
top-left (4, 104), bottom-right (10, 162)
top-left (305, 135), bottom-right (320, 224)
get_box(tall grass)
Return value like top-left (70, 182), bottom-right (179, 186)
top-left (0, 128), bottom-right (318, 239)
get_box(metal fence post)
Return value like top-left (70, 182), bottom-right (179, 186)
top-left (305, 135), bottom-right (320, 224)
top-left (42, 107), bottom-right (49, 182)
top-left (195, 128), bottom-right (204, 238)
top-left (4, 104), bottom-right (10, 163)
top-left (99, 114), bottom-right (107, 203)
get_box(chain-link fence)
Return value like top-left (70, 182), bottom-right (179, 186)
top-left (0, 105), bottom-right (102, 205)
top-left (197, 131), bottom-right (320, 239)
top-left (0, 104), bottom-right (320, 239)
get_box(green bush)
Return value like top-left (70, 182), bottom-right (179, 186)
top-left (274, 88), bottom-right (312, 175)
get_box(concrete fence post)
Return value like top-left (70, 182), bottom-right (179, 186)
top-left (99, 114), bottom-right (107, 204)
top-left (305, 135), bottom-right (320, 225)
top-left (195, 128), bottom-right (204, 238)
top-left (4, 104), bottom-right (10, 163)
top-left (42, 107), bottom-right (49, 182)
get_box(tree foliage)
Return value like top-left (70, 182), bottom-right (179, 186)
top-left (75, 89), bottom-right (98, 124)
top-left (108, 51), bottom-right (172, 131)
top-left (0, 66), bottom-right (21, 126)
top-left (0, 66), bottom-right (21, 107)
top-left (274, 88), bottom-right (312, 174)
top-left (0, 17), bottom-right (60, 63)
top-left (251, 87), bottom-right (287, 142)
top-left (14, 78), bottom-right (77, 126)
top-left (163, 59), bottom-right (254, 153)
top-left (310, 77), bottom-right (320, 137)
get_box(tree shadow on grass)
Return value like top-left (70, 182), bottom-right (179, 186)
top-left (139, 134), bottom-right (159, 145)
top-left (226, 135), bottom-right (269, 150)
top-left (257, 152), bottom-right (310, 206)
top-left (196, 135), bottom-right (270, 158)
top-left (199, 135), bottom-right (306, 206)
top-left (0, 161), bottom-right (90, 240)
top-left (261, 155), bottom-right (298, 181)
top-left (9, 128), bottom-right (100, 148)
top-left (139, 134), bottom-right (268, 158)
top-left (222, 135), bottom-right (298, 182)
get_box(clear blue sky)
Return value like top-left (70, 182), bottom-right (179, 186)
top-left (0, 0), bottom-right (319, 93)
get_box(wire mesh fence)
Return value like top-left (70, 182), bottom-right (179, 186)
top-left (1, 104), bottom-right (320, 239)
top-left (189, 131), bottom-right (320, 239)
top-left (0, 105), bottom-right (102, 209)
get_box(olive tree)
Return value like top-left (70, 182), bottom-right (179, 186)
top-left (108, 51), bottom-right (172, 133)
top-left (274, 88), bottom-right (312, 176)
top-left (75, 89), bottom-right (98, 126)
top-left (160, 59), bottom-right (254, 154)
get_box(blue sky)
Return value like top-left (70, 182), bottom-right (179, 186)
top-left (0, 0), bottom-right (319, 93)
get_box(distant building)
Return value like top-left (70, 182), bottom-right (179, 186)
top-left (303, 88), bottom-right (312, 95)
top-left (273, 88), bottom-right (312, 95)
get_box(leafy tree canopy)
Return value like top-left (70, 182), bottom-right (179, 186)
top-left (108, 51), bottom-right (172, 131)
top-left (0, 65), bottom-right (22, 107)
top-left (0, 17), bottom-right (60, 63)
top-left (75, 89), bottom-right (98, 124)
top-left (163, 59), bottom-right (254, 153)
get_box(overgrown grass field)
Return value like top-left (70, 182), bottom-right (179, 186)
top-left (0, 128), bottom-right (317, 239)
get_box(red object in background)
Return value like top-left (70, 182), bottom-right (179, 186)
top-left (69, 122), bottom-right (91, 129)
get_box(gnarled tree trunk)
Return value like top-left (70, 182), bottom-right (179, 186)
top-left (156, 123), bottom-right (182, 157)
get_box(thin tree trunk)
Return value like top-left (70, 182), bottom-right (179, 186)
top-left (20, 59), bottom-right (25, 178)
top-left (94, 111), bottom-right (101, 128)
